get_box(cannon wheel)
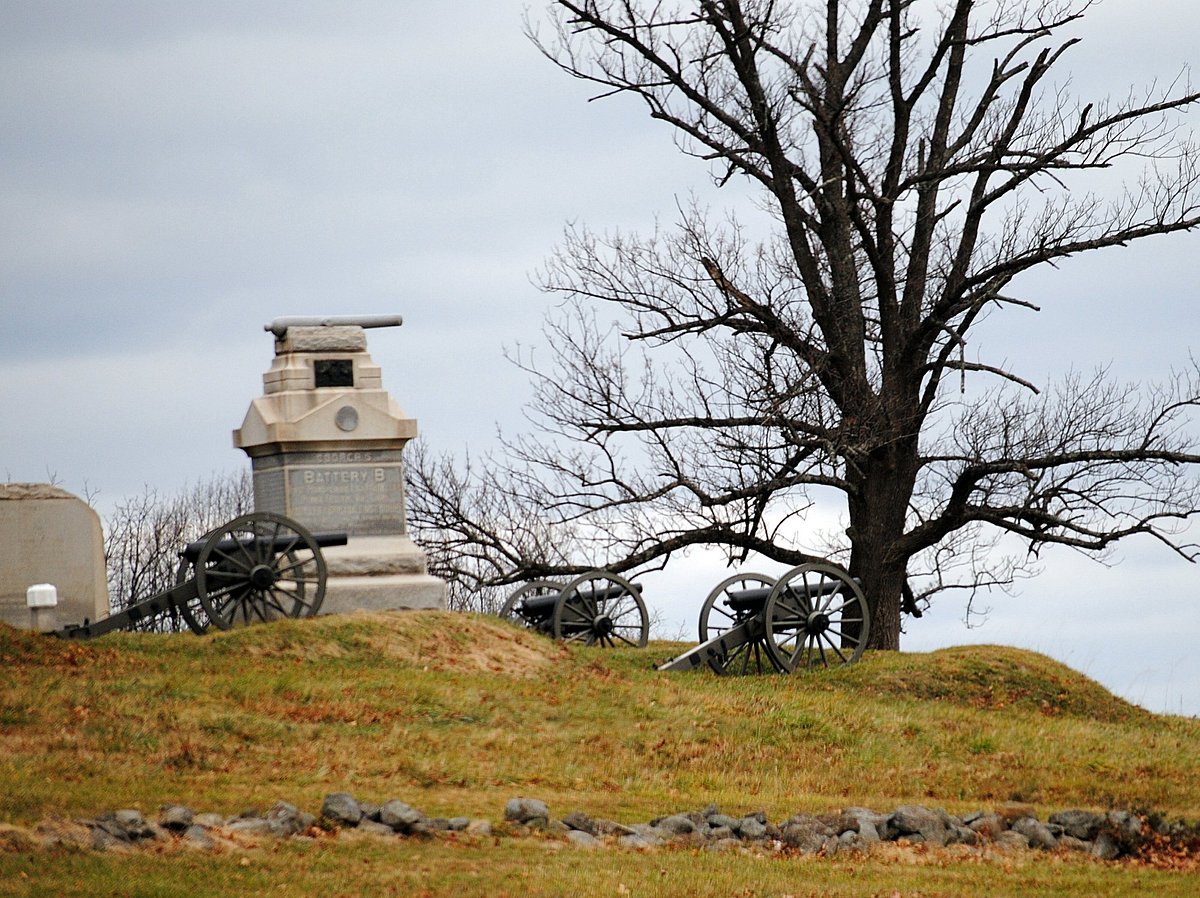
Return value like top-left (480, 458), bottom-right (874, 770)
top-left (699, 572), bottom-right (785, 676)
top-left (763, 562), bottom-right (870, 671)
top-left (554, 570), bottom-right (648, 648)
top-left (173, 557), bottom-right (213, 635)
top-left (499, 580), bottom-right (564, 629)
top-left (195, 512), bottom-right (327, 630)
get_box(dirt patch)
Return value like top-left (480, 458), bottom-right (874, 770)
top-left (0, 824), bottom-right (39, 852)
top-left (339, 611), bottom-right (569, 677)
top-left (205, 610), bottom-right (571, 676)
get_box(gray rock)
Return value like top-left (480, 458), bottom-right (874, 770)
top-left (838, 831), bottom-right (870, 853)
top-left (593, 818), bottom-right (637, 837)
top-left (566, 829), bottom-right (601, 848)
top-left (945, 823), bottom-right (980, 846)
top-left (447, 817), bottom-right (471, 832)
top-left (321, 793), bottom-right (362, 827)
top-left (841, 809), bottom-right (886, 843)
top-left (114, 810), bottom-right (149, 831)
top-left (1106, 811), bottom-right (1145, 844)
top-left (226, 818), bottom-right (274, 835)
top-left (817, 813), bottom-right (859, 834)
top-left (967, 813), bottom-right (1007, 837)
top-left (465, 819), bottom-right (492, 836)
top-left (708, 825), bottom-right (734, 840)
top-left (736, 816), bottom-right (768, 840)
top-left (89, 825), bottom-right (127, 851)
top-left (1011, 817), bottom-right (1057, 850)
top-left (1091, 831), bottom-right (1122, 860)
top-left (654, 814), bottom-right (698, 837)
top-left (504, 798), bottom-right (549, 826)
top-left (889, 805), bottom-right (949, 847)
top-left (181, 825), bottom-right (216, 849)
top-left (856, 819), bottom-right (880, 843)
top-left (358, 801), bottom-right (382, 822)
top-left (1048, 809), bottom-right (1103, 841)
top-left (379, 799), bottom-right (424, 833)
top-left (1058, 835), bottom-right (1093, 853)
top-left (98, 809), bottom-right (159, 841)
top-left (993, 830), bottom-right (1031, 852)
top-left (562, 811), bottom-right (597, 835)
top-left (707, 813), bottom-right (740, 830)
top-left (357, 819), bottom-right (397, 836)
top-left (1088, 811), bottom-right (1145, 858)
top-left (193, 813), bottom-right (225, 829)
top-left (424, 818), bottom-right (452, 832)
top-left (619, 831), bottom-right (663, 850)
top-left (780, 817), bottom-right (831, 854)
top-left (158, 805), bottom-right (194, 831)
top-left (92, 815), bottom-right (133, 842)
top-left (267, 801), bottom-right (315, 837)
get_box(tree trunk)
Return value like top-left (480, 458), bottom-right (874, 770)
top-left (848, 443), bottom-right (918, 651)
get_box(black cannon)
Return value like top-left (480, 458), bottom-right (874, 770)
top-left (56, 512), bottom-right (347, 639)
top-left (656, 561), bottom-right (871, 675)
top-left (499, 571), bottom-right (649, 648)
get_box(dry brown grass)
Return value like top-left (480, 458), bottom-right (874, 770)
top-left (3, 611), bottom-right (1200, 896)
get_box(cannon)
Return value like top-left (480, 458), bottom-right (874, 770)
top-left (56, 512), bottom-right (347, 639)
top-left (499, 571), bottom-right (650, 648)
top-left (656, 561), bottom-right (871, 675)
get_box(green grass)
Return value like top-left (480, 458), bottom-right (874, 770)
top-left (2, 611), bottom-right (1199, 896)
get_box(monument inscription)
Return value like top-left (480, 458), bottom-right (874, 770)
top-left (250, 449), bottom-right (407, 536)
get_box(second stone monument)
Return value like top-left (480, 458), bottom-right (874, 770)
top-left (233, 315), bottom-right (447, 614)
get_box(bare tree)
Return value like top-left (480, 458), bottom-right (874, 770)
top-left (104, 470), bottom-right (252, 631)
top-left (410, 0), bottom-right (1200, 648)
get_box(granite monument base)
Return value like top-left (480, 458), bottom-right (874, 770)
top-left (318, 536), bottom-right (447, 614)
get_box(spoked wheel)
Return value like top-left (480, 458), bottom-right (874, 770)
top-left (499, 580), bottom-right (564, 632)
top-left (174, 556), bottom-right (213, 635)
top-left (699, 572), bottom-right (784, 675)
top-left (554, 570), bottom-right (648, 648)
top-left (763, 562), bottom-right (870, 671)
top-left (195, 512), bottom-right (327, 630)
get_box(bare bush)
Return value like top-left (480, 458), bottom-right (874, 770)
top-left (103, 470), bottom-right (253, 631)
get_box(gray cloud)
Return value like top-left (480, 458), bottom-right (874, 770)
top-left (1, 1), bottom-right (1197, 713)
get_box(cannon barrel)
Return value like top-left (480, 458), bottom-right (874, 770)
top-left (516, 582), bottom-right (642, 618)
top-left (724, 578), bottom-right (848, 613)
top-left (180, 530), bottom-right (347, 563)
top-left (53, 512), bottom-right (340, 641)
top-left (265, 315), bottom-right (403, 337)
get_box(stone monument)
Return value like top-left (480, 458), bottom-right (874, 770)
top-left (233, 315), bottom-right (447, 614)
top-left (0, 483), bottom-right (109, 631)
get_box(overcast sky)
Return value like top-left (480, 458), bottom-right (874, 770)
top-left (2, 1), bottom-right (1198, 715)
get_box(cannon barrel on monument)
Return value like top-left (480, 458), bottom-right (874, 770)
top-left (264, 314), bottom-right (404, 337)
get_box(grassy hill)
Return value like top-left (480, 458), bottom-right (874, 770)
top-left (2, 611), bottom-right (1198, 896)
